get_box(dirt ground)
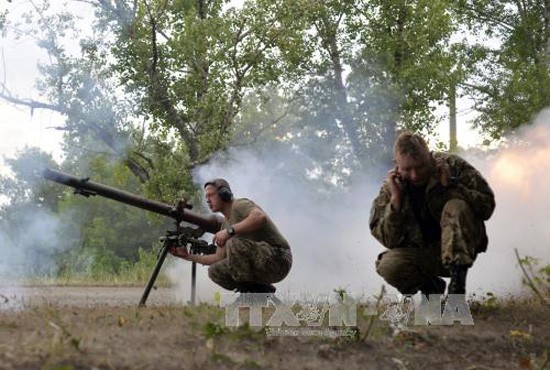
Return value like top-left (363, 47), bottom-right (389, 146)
top-left (0, 286), bottom-right (549, 370)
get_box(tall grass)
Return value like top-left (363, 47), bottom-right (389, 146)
top-left (23, 247), bottom-right (170, 286)
top-left (516, 249), bottom-right (550, 306)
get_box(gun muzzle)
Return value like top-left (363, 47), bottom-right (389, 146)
top-left (43, 168), bottom-right (220, 233)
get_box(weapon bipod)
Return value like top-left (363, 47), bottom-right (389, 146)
top-left (138, 222), bottom-right (215, 306)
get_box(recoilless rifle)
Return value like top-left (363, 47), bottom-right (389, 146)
top-left (43, 168), bottom-right (221, 306)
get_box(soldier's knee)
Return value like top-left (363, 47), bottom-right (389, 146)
top-left (208, 265), bottom-right (237, 290)
top-left (376, 252), bottom-right (408, 281)
top-left (208, 265), bottom-right (221, 283)
top-left (442, 199), bottom-right (481, 234)
top-left (208, 263), bottom-right (231, 282)
top-left (443, 198), bottom-right (472, 217)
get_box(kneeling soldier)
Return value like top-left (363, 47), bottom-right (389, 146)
top-left (369, 132), bottom-right (495, 297)
top-left (171, 178), bottom-right (292, 294)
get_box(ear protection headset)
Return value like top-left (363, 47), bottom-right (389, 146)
top-left (217, 184), bottom-right (233, 202)
top-left (205, 179), bottom-right (233, 202)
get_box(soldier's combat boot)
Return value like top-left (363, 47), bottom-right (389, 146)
top-left (419, 277), bottom-right (446, 297)
top-left (236, 282), bottom-right (276, 293)
top-left (256, 283), bottom-right (276, 294)
top-left (448, 262), bottom-right (468, 295)
top-left (233, 282), bottom-right (278, 305)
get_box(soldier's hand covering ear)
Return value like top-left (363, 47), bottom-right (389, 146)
top-left (387, 166), bottom-right (403, 211)
top-left (435, 157), bottom-right (451, 187)
top-left (388, 166), bottom-right (403, 191)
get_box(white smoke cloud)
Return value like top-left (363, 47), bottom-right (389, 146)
top-left (167, 148), bottom-right (397, 303)
top-left (464, 108), bottom-right (550, 296)
top-left (0, 206), bottom-right (65, 279)
top-left (168, 109), bottom-right (550, 303)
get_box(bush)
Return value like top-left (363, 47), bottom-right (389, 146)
top-left (516, 249), bottom-right (550, 306)
top-left (53, 244), bottom-right (169, 286)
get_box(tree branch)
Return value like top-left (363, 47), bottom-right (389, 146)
top-left (0, 83), bottom-right (63, 113)
top-left (143, 0), bottom-right (199, 162)
top-left (460, 3), bottom-right (515, 32)
top-left (231, 109), bottom-right (290, 148)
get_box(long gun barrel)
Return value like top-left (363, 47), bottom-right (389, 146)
top-left (43, 168), bottom-right (220, 234)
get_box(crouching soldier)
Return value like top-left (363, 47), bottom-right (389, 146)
top-left (369, 132), bottom-right (495, 297)
top-left (171, 178), bottom-right (292, 294)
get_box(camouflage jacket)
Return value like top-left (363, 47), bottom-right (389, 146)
top-left (369, 152), bottom-right (496, 251)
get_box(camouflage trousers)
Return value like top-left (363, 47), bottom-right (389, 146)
top-left (208, 237), bottom-right (292, 291)
top-left (375, 199), bottom-right (485, 294)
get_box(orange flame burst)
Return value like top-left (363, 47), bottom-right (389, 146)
top-left (490, 124), bottom-right (550, 200)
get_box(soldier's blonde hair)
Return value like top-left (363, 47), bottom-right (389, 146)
top-left (394, 132), bottom-right (430, 160)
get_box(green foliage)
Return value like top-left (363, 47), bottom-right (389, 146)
top-left (516, 251), bottom-right (550, 305)
top-left (56, 246), bottom-right (165, 285)
top-left (0, 148), bottom-right (66, 278)
top-left (3, 0), bottom-right (550, 280)
top-left (0, 147), bottom-right (170, 282)
top-left (118, 247), bottom-right (164, 283)
top-left (203, 321), bottom-right (225, 339)
top-left (469, 296), bottom-right (501, 315)
top-left (0, 147), bottom-right (59, 208)
top-left (457, 0), bottom-right (550, 139)
top-left (56, 157), bottom-right (171, 261)
top-left (140, 138), bottom-right (199, 204)
top-left (349, 0), bottom-right (457, 134)
top-left (484, 292), bottom-right (499, 307)
top-left (111, 0), bottom-right (295, 168)
top-left (4, 0), bottom-right (547, 188)
top-left (242, 0), bottom-right (461, 181)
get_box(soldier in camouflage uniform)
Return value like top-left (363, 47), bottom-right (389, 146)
top-left (170, 178), bottom-right (292, 293)
top-left (369, 132), bottom-right (495, 296)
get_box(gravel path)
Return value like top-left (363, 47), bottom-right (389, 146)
top-left (0, 286), bottom-right (178, 309)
